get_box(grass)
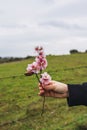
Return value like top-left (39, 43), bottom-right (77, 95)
top-left (0, 53), bottom-right (87, 130)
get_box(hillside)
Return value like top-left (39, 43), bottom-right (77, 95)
top-left (0, 53), bottom-right (87, 130)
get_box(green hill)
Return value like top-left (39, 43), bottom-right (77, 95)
top-left (0, 53), bottom-right (87, 130)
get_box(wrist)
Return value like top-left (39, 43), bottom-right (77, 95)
top-left (64, 84), bottom-right (68, 93)
top-left (55, 83), bottom-right (69, 98)
top-left (65, 84), bottom-right (69, 97)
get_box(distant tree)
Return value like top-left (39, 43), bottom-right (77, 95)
top-left (70, 49), bottom-right (79, 54)
top-left (85, 50), bottom-right (87, 53)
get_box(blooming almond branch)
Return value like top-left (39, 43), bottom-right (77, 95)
top-left (25, 46), bottom-right (52, 115)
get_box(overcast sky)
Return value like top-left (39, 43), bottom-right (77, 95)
top-left (0, 0), bottom-right (87, 57)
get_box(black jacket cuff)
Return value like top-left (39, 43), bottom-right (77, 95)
top-left (67, 83), bottom-right (87, 106)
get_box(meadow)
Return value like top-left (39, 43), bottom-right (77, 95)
top-left (0, 53), bottom-right (87, 130)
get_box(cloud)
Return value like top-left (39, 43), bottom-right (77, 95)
top-left (0, 0), bottom-right (87, 57)
top-left (49, 0), bottom-right (87, 16)
top-left (39, 21), bottom-right (86, 30)
top-left (38, 0), bottom-right (54, 4)
top-left (0, 23), bottom-right (27, 29)
top-left (0, 10), bottom-right (4, 14)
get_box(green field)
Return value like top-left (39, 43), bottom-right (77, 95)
top-left (0, 53), bottom-right (87, 130)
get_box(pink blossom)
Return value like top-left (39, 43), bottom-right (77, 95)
top-left (35, 57), bottom-right (48, 70)
top-left (35, 46), bottom-right (43, 52)
top-left (39, 51), bottom-right (45, 57)
top-left (26, 62), bottom-right (40, 74)
top-left (40, 72), bottom-right (51, 86)
top-left (26, 46), bottom-right (47, 75)
top-left (40, 58), bottom-right (48, 70)
top-left (34, 46), bottom-right (47, 70)
top-left (35, 46), bottom-right (39, 52)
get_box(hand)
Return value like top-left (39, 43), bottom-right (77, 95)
top-left (38, 80), bottom-right (69, 98)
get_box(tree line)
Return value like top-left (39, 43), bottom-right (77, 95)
top-left (0, 49), bottom-right (87, 63)
top-left (0, 56), bottom-right (34, 64)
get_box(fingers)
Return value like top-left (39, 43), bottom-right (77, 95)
top-left (39, 90), bottom-right (68, 98)
top-left (38, 85), bottom-right (45, 96)
top-left (38, 90), bottom-right (44, 96)
top-left (38, 81), bottom-right (56, 97)
top-left (38, 81), bottom-right (54, 91)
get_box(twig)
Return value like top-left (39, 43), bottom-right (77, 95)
top-left (41, 96), bottom-right (45, 116)
top-left (35, 73), bottom-right (45, 116)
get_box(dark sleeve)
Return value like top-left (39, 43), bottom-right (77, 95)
top-left (67, 82), bottom-right (87, 106)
